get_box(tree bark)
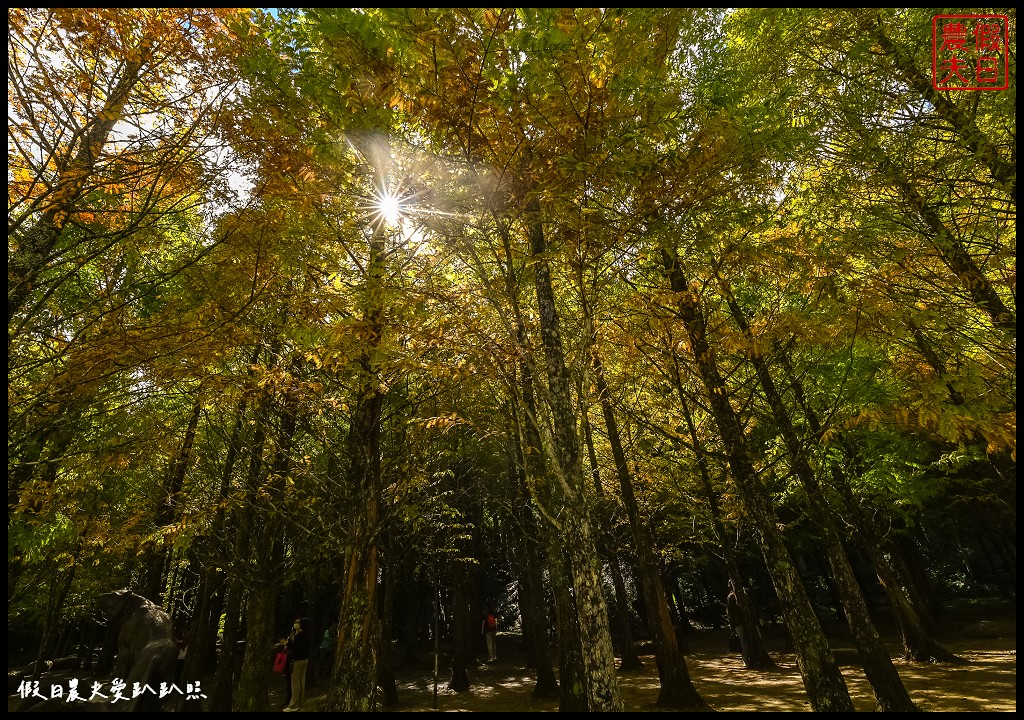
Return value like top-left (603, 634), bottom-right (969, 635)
top-left (660, 245), bottom-right (853, 712)
top-left (525, 200), bottom-right (623, 711)
top-left (508, 424), bottom-right (560, 698)
top-left (448, 557), bottom-right (472, 691)
top-left (582, 403), bottom-right (644, 671)
top-left (718, 274), bottom-right (918, 711)
top-left (183, 394), bottom-right (249, 688)
top-left (591, 345), bottom-right (707, 708)
top-left (236, 382), bottom-right (297, 712)
top-left (210, 577), bottom-right (243, 713)
top-left (378, 548), bottom-right (400, 706)
top-left (328, 225), bottom-right (387, 711)
top-left (673, 375), bottom-right (776, 669)
top-left (141, 396), bottom-right (203, 605)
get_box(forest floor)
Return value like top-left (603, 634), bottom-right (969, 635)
top-left (292, 596), bottom-right (1016, 713)
top-left (9, 596), bottom-right (1015, 712)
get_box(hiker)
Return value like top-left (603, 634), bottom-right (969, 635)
top-left (481, 607), bottom-right (497, 662)
top-left (283, 617), bottom-right (310, 712)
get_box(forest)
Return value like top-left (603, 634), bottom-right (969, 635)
top-left (7, 7), bottom-right (1016, 713)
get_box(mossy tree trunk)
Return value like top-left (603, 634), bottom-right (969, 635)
top-left (525, 201), bottom-right (623, 711)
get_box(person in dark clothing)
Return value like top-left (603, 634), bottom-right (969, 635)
top-left (726, 580), bottom-right (749, 664)
top-left (282, 618), bottom-right (310, 712)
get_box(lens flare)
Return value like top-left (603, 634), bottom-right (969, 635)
top-left (377, 190), bottom-right (403, 226)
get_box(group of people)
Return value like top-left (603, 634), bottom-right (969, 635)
top-left (274, 618), bottom-right (336, 712)
top-left (272, 606), bottom-right (497, 711)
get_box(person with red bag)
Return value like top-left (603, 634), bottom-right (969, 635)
top-left (282, 617), bottom-right (310, 712)
top-left (481, 607), bottom-right (498, 663)
top-left (273, 632), bottom-right (293, 709)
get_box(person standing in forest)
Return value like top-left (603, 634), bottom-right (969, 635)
top-left (481, 607), bottom-right (498, 663)
top-left (274, 632), bottom-right (293, 708)
top-left (318, 621), bottom-right (337, 680)
top-left (726, 581), bottom-right (749, 665)
top-left (283, 617), bottom-right (310, 712)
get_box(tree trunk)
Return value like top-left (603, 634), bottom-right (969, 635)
top-left (236, 374), bottom-right (297, 712)
top-left (608, 557), bottom-right (644, 670)
top-left (235, 582), bottom-right (278, 712)
top-left (525, 199), bottom-right (623, 712)
top-left (378, 550), bottom-right (400, 706)
top-left (183, 395), bottom-right (249, 689)
top-left (717, 275), bottom-right (917, 711)
top-left (582, 408), bottom-right (644, 672)
top-left (141, 397), bottom-right (203, 605)
top-left (508, 432), bottom-right (560, 698)
top-left (498, 221), bottom-right (563, 701)
top-left (32, 564), bottom-right (76, 679)
top-left (549, 548), bottom-right (589, 712)
top-left (591, 344), bottom-right (707, 708)
top-left (780, 356), bottom-right (962, 665)
top-left (674, 375), bottom-right (776, 670)
top-left (514, 364), bottom-right (581, 709)
top-left (660, 245), bottom-right (853, 712)
top-left (210, 576), bottom-right (243, 713)
top-left (448, 559), bottom-right (471, 691)
top-left (328, 225), bottom-right (387, 711)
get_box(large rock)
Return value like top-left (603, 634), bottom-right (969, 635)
top-left (94, 590), bottom-right (178, 712)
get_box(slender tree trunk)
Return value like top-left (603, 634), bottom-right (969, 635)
top-left (210, 576), bottom-right (243, 713)
top-left (717, 275), bottom-right (917, 711)
top-left (183, 394), bottom-right (249, 689)
top-left (235, 582), bottom-right (278, 712)
top-left (141, 396), bottom-right (203, 605)
top-left (591, 344), bottom-right (707, 708)
top-left (508, 429), bottom-right (560, 698)
top-left (512, 357), bottom-right (587, 711)
top-left (582, 404), bottom-right (644, 671)
top-left (497, 219), bottom-right (563, 701)
top-left (448, 558), bottom-right (472, 691)
top-left (328, 226), bottom-right (387, 711)
top-left (608, 557), bottom-right (643, 670)
top-left (516, 377), bottom-right (579, 707)
top-left (32, 564), bottom-right (76, 679)
top-left (660, 245), bottom-right (853, 712)
top-left (673, 376), bottom-right (776, 669)
top-left (378, 548), bottom-right (399, 706)
top-left (236, 385), bottom-right (297, 712)
top-left (780, 355), bottom-right (962, 665)
top-left (525, 200), bottom-right (622, 711)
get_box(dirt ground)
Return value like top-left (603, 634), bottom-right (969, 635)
top-left (10, 597), bottom-right (1015, 712)
top-left (295, 597), bottom-right (1016, 713)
